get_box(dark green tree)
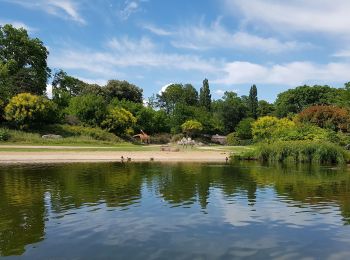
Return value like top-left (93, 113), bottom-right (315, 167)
top-left (248, 85), bottom-right (258, 119)
top-left (199, 78), bottom-right (211, 111)
top-left (67, 94), bottom-right (107, 126)
top-left (0, 24), bottom-right (50, 97)
top-left (103, 80), bottom-right (143, 103)
top-left (212, 91), bottom-right (247, 134)
top-left (257, 100), bottom-right (275, 117)
top-left (275, 85), bottom-right (340, 117)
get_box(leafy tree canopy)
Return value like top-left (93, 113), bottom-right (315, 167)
top-left (275, 85), bottom-right (340, 117)
top-left (0, 24), bottom-right (50, 98)
top-left (104, 80), bottom-right (143, 103)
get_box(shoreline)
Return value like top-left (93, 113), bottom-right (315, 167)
top-left (0, 150), bottom-right (230, 164)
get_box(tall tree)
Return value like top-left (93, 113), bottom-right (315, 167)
top-left (104, 80), bottom-right (143, 103)
top-left (199, 78), bottom-right (211, 111)
top-left (0, 24), bottom-right (50, 98)
top-left (248, 85), bottom-right (258, 119)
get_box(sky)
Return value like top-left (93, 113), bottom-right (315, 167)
top-left (1, 0), bottom-right (350, 102)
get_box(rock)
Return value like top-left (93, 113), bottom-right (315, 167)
top-left (42, 134), bottom-right (62, 139)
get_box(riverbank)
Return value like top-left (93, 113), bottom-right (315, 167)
top-left (0, 145), bottom-right (233, 164)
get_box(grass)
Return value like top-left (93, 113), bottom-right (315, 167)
top-left (234, 140), bottom-right (350, 165)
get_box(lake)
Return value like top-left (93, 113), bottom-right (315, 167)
top-left (1, 162), bottom-right (350, 259)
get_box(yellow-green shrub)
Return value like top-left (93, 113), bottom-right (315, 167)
top-left (4, 93), bottom-right (57, 128)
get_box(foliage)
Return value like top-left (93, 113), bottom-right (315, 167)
top-left (199, 78), bottom-right (211, 111)
top-left (297, 105), bottom-right (350, 132)
top-left (252, 116), bottom-right (295, 141)
top-left (104, 80), bottom-right (143, 103)
top-left (275, 85), bottom-right (341, 117)
top-left (226, 132), bottom-right (240, 145)
top-left (235, 118), bottom-right (255, 140)
top-left (212, 91), bottom-right (247, 134)
top-left (67, 94), bottom-right (107, 126)
top-left (0, 24), bottom-right (50, 97)
top-left (156, 83), bottom-right (199, 114)
top-left (248, 85), bottom-right (258, 119)
top-left (102, 107), bottom-right (137, 135)
top-left (4, 93), bottom-right (57, 128)
top-left (41, 124), bottom-right (122, 142)
top-left (181, 119), bottom-right (203, 136)
top-left (239, 141), bottom-right (349, 165)
top-left (0, 128), bottom-right (10, 141)
top-left (150, 133), bottom-right (172, 144)
top-left (257, 100), bottom-right (275, 117)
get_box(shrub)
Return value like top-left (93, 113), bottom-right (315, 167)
top-left (0, 128), bottom-right (10, 141)
top-left (297, 105), bottom-right (350, 132)
top-left (238, 141), bottom-right (349, 165)
top-left (252, 116), bottom-right (295, 141)
top-left (226, 132), bottom-right (240, 145)
top-left (4, 93), bottom-right (58, 129)
top-left (235, 118), bottom-right (255, 140)
top-left (67, 94), bottom-right (107, 126)
top-left (181, 119), bottom-right (203, 137)
top-left (101, 107), bottom-right (137, 135)
top-left (171, 133), bottom-right (184, 142)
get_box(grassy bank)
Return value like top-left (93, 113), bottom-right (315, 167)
top-left (233, 141), bottom-right (350, 165)
top-left (0, 125), bottom-right (124, 146)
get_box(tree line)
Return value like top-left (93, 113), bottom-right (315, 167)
top-left (2, 23), bottom-right (350, 144)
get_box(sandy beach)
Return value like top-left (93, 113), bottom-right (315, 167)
top-left (0, 148), bottom-right (230, 164)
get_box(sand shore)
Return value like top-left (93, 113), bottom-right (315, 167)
top-left (0, 150), bottom-right (230, 164)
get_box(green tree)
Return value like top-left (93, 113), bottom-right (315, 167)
top-left (235, 118), bottom-right (255, 140)
top-left (4, 93), bottom-right (57, 128)
top-left (275, 85), bottom-right (340, 117)
top-left (67, 94), bottom-right (107, 126)
top-left (0, 24), bottom-right (50, 97)
top-left (156, 83), bottom-right (198, 114)
top-left (252, 116), bottom-right (295, 141)
top-left (257, 100), bottom-right (275, 117)
top-left (103, 80), bottom-right (143, 103)
top-left (212, 91), bottom-right (247, 134)
top-left (248, 85), bottom-right (258, 119)
top-left (199, 78), bottom-right (211, 111)
top-left (102, 107), bottom-right (137, 135)
top-left (181, 119), bottom-right (203, 137)
top-left (183, 84), bottom-right (198, 106)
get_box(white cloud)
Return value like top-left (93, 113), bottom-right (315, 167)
top-left (227, 0), bottom-right (350, 35)
top-left (118, 0), bottom-right (148, 20)
top-left (142, 24), bottom-right (173, 36)
top-left (3, 0), bottom-right (86, 24)
top-left (144, 19), bottom-right (308, 53)
top-left (49, 36), bottom-right (220, 79)
top-left (216, 61), bottom-right (350, 86)
top-left (0, 20), bottom-right (35, 32)
top-left (159, 83), bottom-right (175, 95)
top-left (332, 49), bottom-right (350, 58)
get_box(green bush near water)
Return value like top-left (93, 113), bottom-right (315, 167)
top-left (235, 141), bottom-right (349, 165)
top-left (0, 128), bottom-right (10, 141)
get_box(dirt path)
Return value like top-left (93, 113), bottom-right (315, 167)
top-left (0, 150), bottom-right (230, 164)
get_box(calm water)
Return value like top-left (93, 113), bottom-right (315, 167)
top-left (1, 162), bottom-right (350, 259)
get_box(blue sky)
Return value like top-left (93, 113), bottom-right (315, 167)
top-left (1, 0), bottom-right (350, 102)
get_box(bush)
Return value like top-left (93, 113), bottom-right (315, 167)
top-left (235, 118), bottom-right (254, 140)
top-left (252, 116), bottom-right (295, 141)
top-left (226, 132), bottom-right (240, 145)
top-left (41, 124), bottom-right (122, 142)
top-left (101, 107), bottom-right (137, 135)
top-left (297, 105), bottom-right (350, 132)
top-left (67, 94), bottom-right (107, 126)
top-left (0, 128), bottom-right (10, 141)
top-left (238, 141), bottom-right (349, 165)
top-left (181, 119), bottom-right (203, 137)
top-left (4, 93), bottom-right (58, 128)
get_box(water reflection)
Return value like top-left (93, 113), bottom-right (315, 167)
top-left (0, 162), bottom-right (350, 258)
